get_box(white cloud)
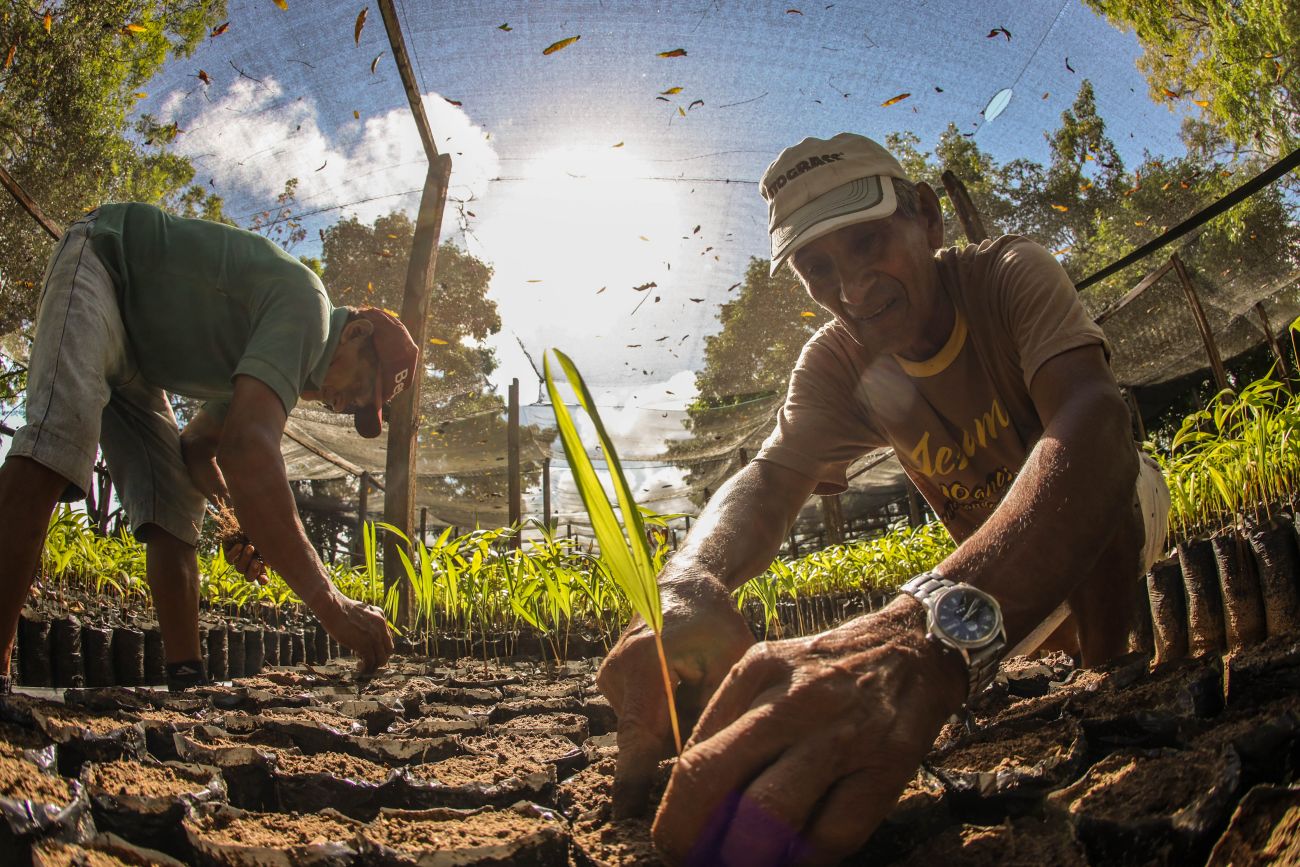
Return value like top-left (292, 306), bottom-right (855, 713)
top-left (159, 78), bottom-right (499, 228)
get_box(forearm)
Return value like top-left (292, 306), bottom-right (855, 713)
top-left (182, 444), bottom-right (232, 508)
top-left (938, 386), bottom-right (1137, 646)
top-left (217, 436), bottom-right (339, 612)
top-left (668, 461), bottom-right (808, 592)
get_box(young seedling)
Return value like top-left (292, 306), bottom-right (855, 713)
top-left (544, 348), bottom-right (683, 754)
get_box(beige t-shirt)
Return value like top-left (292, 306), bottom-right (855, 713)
top-left (755, 235), bottom-right (1111, 542)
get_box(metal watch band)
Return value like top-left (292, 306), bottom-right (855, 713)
top-left (901, 571), bottom-right (1006, 702)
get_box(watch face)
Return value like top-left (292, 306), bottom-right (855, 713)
top-left (933, 587), bottom-right (1001, 647)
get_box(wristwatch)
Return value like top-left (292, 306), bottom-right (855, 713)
top-left (901, 571), bottom-right (1007, 702)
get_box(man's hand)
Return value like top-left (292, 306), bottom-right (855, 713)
top-left (314, 591), bottom-right (394, 675)
top-left (650, 596), bottom-right (967, 866)
top-left (222, 535), bottom-right (267, 586)
top-left (598, 574), bottom-right (756, 818)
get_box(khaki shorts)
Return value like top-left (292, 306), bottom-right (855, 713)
top-left (1136, 451), bottom-right (1171, 572)
top-left (8, 215), bottom-right (207, 546)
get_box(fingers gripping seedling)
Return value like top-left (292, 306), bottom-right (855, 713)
top-left (545, 348), bottom-right (683, 754)
top-left (214, 504), bottom-right (266, 586)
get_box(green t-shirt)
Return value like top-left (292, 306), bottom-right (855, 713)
top-left (89, 203), bottom-right (347, 417)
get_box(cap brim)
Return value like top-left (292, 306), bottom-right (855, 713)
top-left (354, 405), bottom-right (382, 438)
top-left (769, 177), bottom-right (897, 275)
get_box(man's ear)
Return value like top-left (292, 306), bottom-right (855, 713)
top-left (916, 182), bottom-right (945, 250)
top-left (340, 317), bottom-right (375, 344)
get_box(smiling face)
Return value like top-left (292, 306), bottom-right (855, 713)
top-left (788, 181), bottom-right (953, 360)
top-left (315, 318), bottom-right (380, 414)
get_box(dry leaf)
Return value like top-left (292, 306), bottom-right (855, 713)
top-left (133, 91), bottom-right (148, 99)
top-left (639, 235), bottom-right (649, 241)
top-left (370, 53), bottom-right (383, 73)
top-left (1079, 182), bottom-right (1092, 191)
top-left (1052, 245), bottom-right (1073, 256)
top-left (197, 69), bottom-right (212, 85)
top-left (353, 110), bottom-right (360, 119)
top-left (787, 8), bottom-right (803, 14)
top-left (660, 86), bottom-right (683, 95)
top-left (498, 23), bottom-right (511, 31)
top-left (1065, 56), bottom-right (1075, 73)
top-left (543, 35), bottom-right (580, 55)
top-left (1194, 99), bottom-right (1209, 107)
top-left (800, 311), bottom-right (816, 318)
top-left (627, 344), bottom-right (641, 348)
top-left (444, 97), bottom-right (462, 106)
top-left (688, 99), bottom-right (704, 110)
top-left (366, 281), bottom-right (373, 292)
top-left (1162, 87), bottom-right (1179, 99)
top-left (354, 7), bottom-right (367, 44)
top-left (272, 0), bottom-right (288, 9)
top-left (526, 279), bottom-right (542, 283)
top-left (678, 106), bottom-right (685, 116)
top-left (1051, 204), bottom-right (1069, 212)
top-left (210, 21), bottom-right (229, 37)
top-left (633, 281), bottom-right (657, 291)
top-left (429, 337), bottom-right (448, 345)
top-left (4, 45), bottom-right (16, 70)
top-left (987, 26), bottom-right (1011, 40)
top-left (596, 286), bottom-right (607, 294)
top-left (42, 11), bottom-right (51, 32)
top-left (880, 92), bottom-right (910, 107)
top-left (689, 297), bottom-right (704, 302)
top-left (657, 48), bottom-right (687, 57)
top-left (692, 225), bottom-right (701, 234)
top-left (125, 23), bottom-right (147, 33)
top-left (612, 141), bottom-right (624, 148)
top-left (1042, 91), bottom-right (1049, 99)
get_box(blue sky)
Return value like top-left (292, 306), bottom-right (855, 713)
top-left (141, 0), bottom-right (1196, 409)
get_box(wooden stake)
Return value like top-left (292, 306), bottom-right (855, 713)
top-left (542, 458), bottom-right (552, 531)
top-left (1171, 252), bottom-right (1229, 392)
top-left (940, 170), bottom-right (988, 244)
top-left (1254, 301), bottom-right (1292, 390)
top-left (507, 378), bottom-right (521, 548)
top-left (0, 164), bottom-right (61, 240)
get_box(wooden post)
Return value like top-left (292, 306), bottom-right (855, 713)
top-left (1254, 301), bottom-right (1292, 389)
top-left (820, 495), bottom-right (844, 545)
top-left (507, 378), bottom-right (521, 548)
top-left (542, 458), bottom-right (552, 531)
top-left (905, 479), bottom-right (924, 528)
top-left (0, 164), bottom-right (62, 240)
top-left (787, 531), bottom-right (800, 557)
top-left (419, 507), bottom-right (427, 547)
top-left (940, 170), bottom-right (988, 244)
top-left (1123, 389), bottom-right (1147, 442)
top-left (1170, 252), bottom-right (1229, 392)
top-left (381, 157), bottom-right (452, 628)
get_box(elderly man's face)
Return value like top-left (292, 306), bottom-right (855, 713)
top-left (789, 188), bottom-right (948, 359)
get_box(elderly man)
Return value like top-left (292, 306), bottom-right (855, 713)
top-left (598, 134), bottom-right (1169, 865)
top-left (0, 202), bottom-right (414, 693)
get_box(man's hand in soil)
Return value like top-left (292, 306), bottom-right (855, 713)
top-left (223, 536), bottom-right (268, 586)
top-left (597, 574), bottom-right (756, 818)
top-left (651, 596), bottom-right (968, 866)
top-left (315, 590), bottom-right (393, 675)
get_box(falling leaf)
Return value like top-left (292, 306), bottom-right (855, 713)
top-left (987, 26), bottom-right (1011, 40)
top-left (354, 7), bottom-right (367, 44)
top-left (124, 23), bottom-right (147, 33)
top-left (639, 235), bottom-right (649, 241)
top-left (1194, 99), bottom-right (1209, 107)
top-left (1083, 153), bottom-right (1094, 161)
top-left (880, 92), bottom-right (910, 107)
top-left (526, 279), bottom-right (543, 283)
top-left (596, 286), bottom-right (606, 294)
top-left (42, 11), bottom-right (51, 32)
top-left (657, 48), bottom-right (688, 58)
top-left (627, 344), bottom-right (642, 348)
top-left (689, 297), bottom-right (704, 302)
top-left (727, 282), bottom-right (740, 291)
top-left (983, 87), bottom-right (1013, 122)
top-left (787, 8), bottom-right (803, 13)
top-left (612, 141), bottom-right (624, 148)
top-left (498, 23), bottom-right (511, 31)
top-left (660, 86), bottom-right (683, 95)
top-left (678, 106), bottom-right (686, 116)
top-left (370, 52), bottom-right (383, 73)
top-left (692, 225), bottom-right (701, 234)
top-left (1079, 182), bottom-right (1092, 191)
top-left (633, 281), bottom-right (657, 291)
top-left (133, 91), bottom-right (148, 99)
top-left (444, 97), bottom-right (462, 106)
top-left (4, 45), bottom-right (16, 70)
top-left (688, 99), bottom-right (704, 110)
top-left (1161, 180), bottom-right (1172, 190)
top-left (801, 311), bottom-right (817, 318)
top-left (210, 21), bottom-right (229, 37)
top-left (1052, 245), bottom-right (1073, 256)
top-left (1161, 87), bottom-right (1179, 100)
top-left (272, 0), bottom-right (288, 9)
top-left (655, 96), bottom-right (670, 102)
top-left (1134, 220), bottom-right (1146, 226)
top-left (656, 336), bottom-right (669, 342)
top-left (1051, 204), bottom-right (1069, 212)
top-left (543, 35), bottom-right (580, 55)
top-left (934, 86), bottom-right (944, 93)
top-left (1064, 56), bottom-right (1075, 73)
top-left (315, 160), bottom-right (327, 172)
top-left (429, 337), bottom-right (448, 345)
top-left (366, 281), bottom-right (373, 292)
top-left (1042, 91), bottom-right (1050, 99)
top-left (353, 110), bottom-right (360, 119)
top-left (197, 69), bottom-right (212, 85)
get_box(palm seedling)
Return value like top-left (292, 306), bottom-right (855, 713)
top-left (545, 348), bottom-right (683, 754)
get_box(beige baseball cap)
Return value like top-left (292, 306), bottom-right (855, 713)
top-left (761, 132), bottom-right (910, 275)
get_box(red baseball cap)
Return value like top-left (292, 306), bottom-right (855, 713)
top-left (352, 307), bottom-right (419, 439)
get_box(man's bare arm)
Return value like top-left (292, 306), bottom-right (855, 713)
top-left (216, 374), bottom-right (392, 671)
top-left (179, 407), bottom-right (231, 507)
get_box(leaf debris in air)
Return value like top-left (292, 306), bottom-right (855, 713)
top-left (498, 23), bottom-right (512, 31)
top-left (689, 297), bottom-right (704, 303)
top-left (210, 21), bottom-right (230, 37)
top-left (880, 92), bottom-right (910, 107)
top-left (1065, 56), bottom-right (1075, 73)
top-left (354, 8), bottom-right (367, 44)
top-left (612, 141), bottom-right (624, 148)
top-left (660, 86), bottom-right (683, 95)
top-left (632, 282), bottom-right (657, 291)
top-left (370, 53), bottom-right (383, 73)
top-left (544, 35), bottom-right (580, 55)
top-left (657, 48), bottom-right (687, 58)
top-left (688, 99), bottom-right (704, 110)
top-left (197, 69), bottom-right (212, 85)
top-left (987, 26), bottom-right (1011, 40)
top-left (272, 0), bottom-right (288, 9)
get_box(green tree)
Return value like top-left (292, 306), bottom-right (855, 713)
top-left (1086, 0), bottom-right (1300, 154)
top-left (0, 1), bottom-right (228, 336)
